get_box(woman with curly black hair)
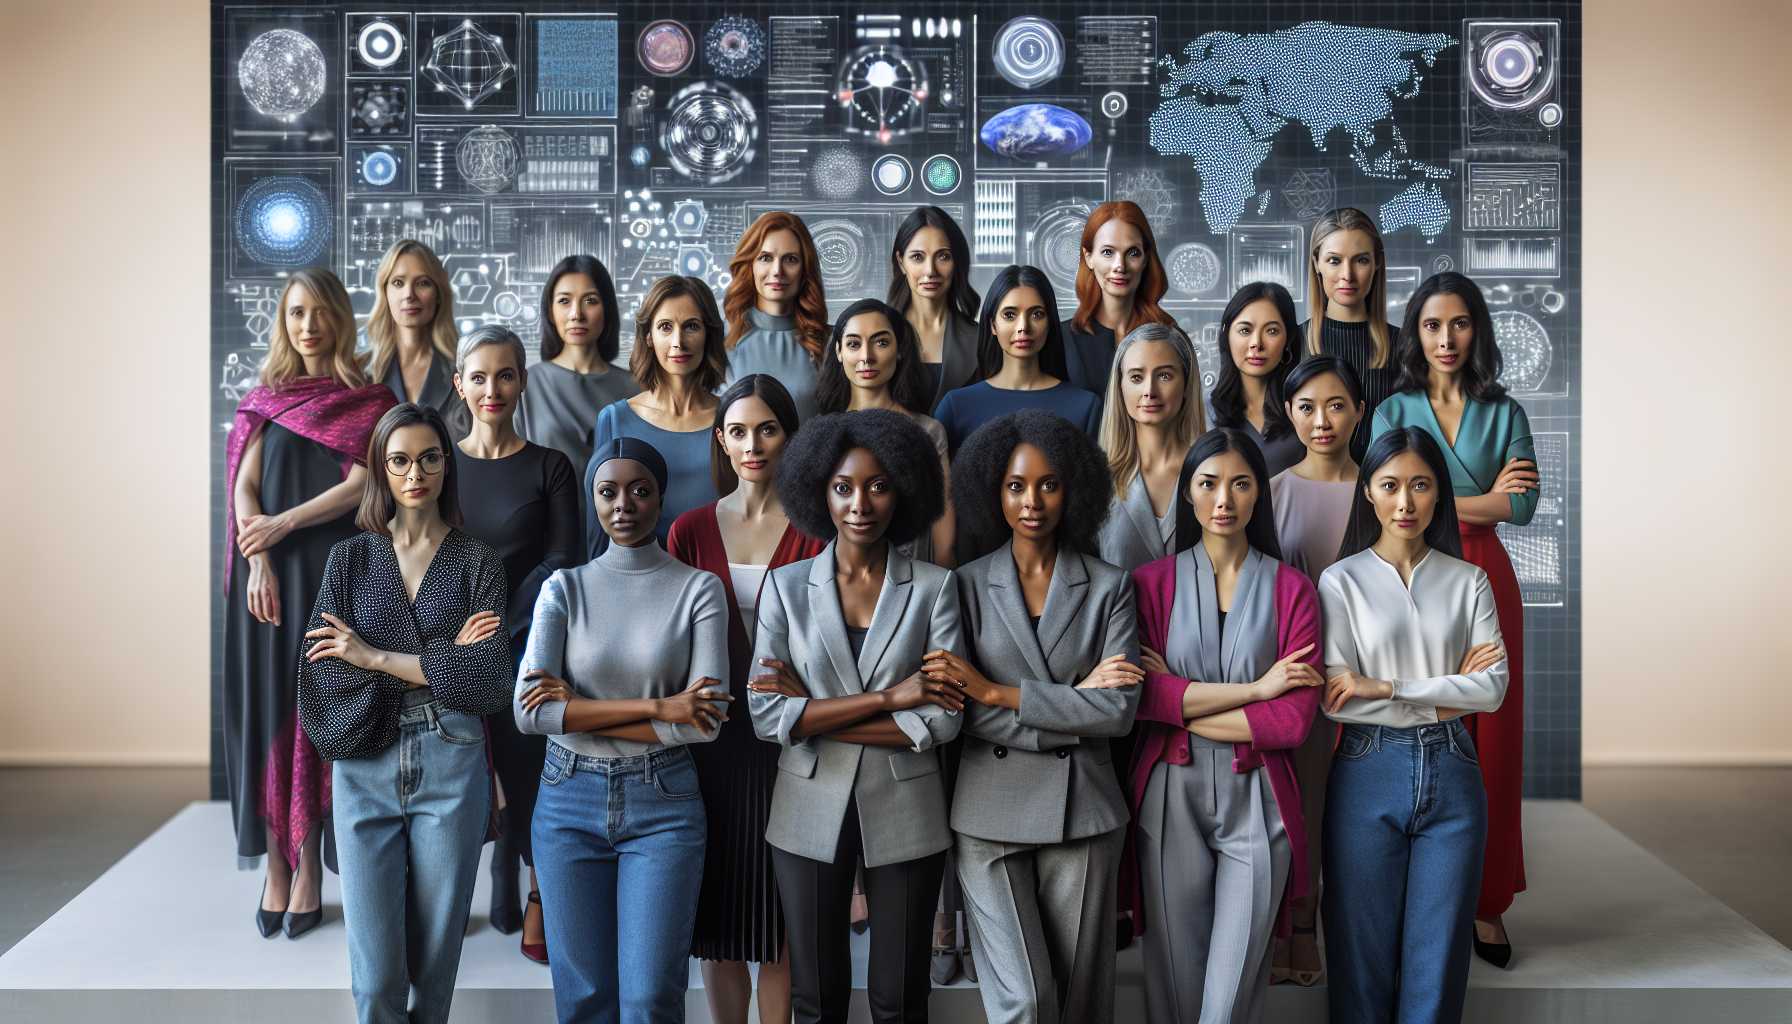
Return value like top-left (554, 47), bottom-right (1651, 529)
top-left (932, 265), bottom-right (1102, 453)
top-left (746, 409), bottom-right (967, 1023)
top-left (1209, 283), bottom-right (1307, 478)
top-left (924, 410), bottom-right (1141, 1024)
top-left (815, 298), bottom-right (956, 566)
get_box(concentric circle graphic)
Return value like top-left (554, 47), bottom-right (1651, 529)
top-left (992, 17), bottom-right (1064, 90)
top-left (661, 81), bottom-right (758, 185)
top-left (356, 19), bottom-right (404, 70)
top-left (921, 154), bottom-right (961, 195)
top-left (234, 176), bottom-right (332, 267)
top-left (1165, 243), bottom-right (1223, 298)
top-left (810, 220), bottom-right (868, 291)
top-left (872, 154), bottom-right (913, 196)
top-left (705, 16), bottom-right (764, 78)
top-left (638, 20), bottom-right (695, 77)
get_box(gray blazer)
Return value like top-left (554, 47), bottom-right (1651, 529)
top-left (950, 544), bottom-right (1140, 845)
top-left (749, 542), bottom-right (965, 867)
top-left (928, 313), bottom-right (982, 411)
top-left (1096, 474), bottom-right (1176, 574)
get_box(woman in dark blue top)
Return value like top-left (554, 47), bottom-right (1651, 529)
top-left (932, 265), bottom-right (1101, 453)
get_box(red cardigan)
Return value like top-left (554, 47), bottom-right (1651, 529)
top-left (1124, 552), bottom-right (1323, 937)
top-left (666, 502), bottom-right (825, 711)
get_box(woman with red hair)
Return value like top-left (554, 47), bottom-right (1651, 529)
top-left (723, 212), bottom-right (831, 421)
top-left (1064, 201), bottom-right (1180, 401)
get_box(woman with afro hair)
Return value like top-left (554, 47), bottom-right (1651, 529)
top-left (746, 408), bottom-right (968, 1024)
top-left (924, 409), bottom-right (1142, 1023)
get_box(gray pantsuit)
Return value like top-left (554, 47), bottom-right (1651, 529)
top-left (949, 545), bottom-right (1140, 1024)
top-left (1139, 736), bottom-right (1289, 1024)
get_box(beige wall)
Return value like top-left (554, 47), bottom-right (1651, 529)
top-left (1, 1), bottom-right (1786, 766)
top-left (1581, 0), bottom-right (1792, 764)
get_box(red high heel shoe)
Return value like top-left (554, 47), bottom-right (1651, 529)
top-left (520, 891), bottom-right (548, 964)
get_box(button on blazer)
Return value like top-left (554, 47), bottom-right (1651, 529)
top-left (950, 543), bottom-right (1141, 845)
top-left (749, 542), bottom-right (965, 867)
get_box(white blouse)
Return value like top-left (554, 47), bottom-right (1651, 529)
top-left (729, 562), bottom-right (770, 640)
top-left (1317, 547), bottom-right (1508, 728)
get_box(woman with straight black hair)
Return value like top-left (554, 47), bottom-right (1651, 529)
top-left (1374, 271), bottom-right (1538, 967)
top-left (888, 205), bottom-right (983, 410)
top-left (1208, 282), bottom-right (1306, 478)
top-left (667, 374), bottom-right (823, 1024)
top-left (516, 254), bottom-right (639, 477)
top-left (299, 403), bottom-right (514, 1023)
top-left (932, 265), bottom-right (1101, 452)
top-left (1123, 429), bottom-right (1322, 1024)
top-left (1318, 426), bottom-right (1509, 1024)
top-left (1264, 353), bottom-right (1365, 986)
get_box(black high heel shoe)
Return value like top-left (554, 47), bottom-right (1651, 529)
top-left (490, 834), bottom-right (523, 935)
top-left (284, 863), bottom-right (323, 940)
top-left (1473, 920), bottom-right (1513, 969)
top-left (255, 880), bottom-right (284, 939)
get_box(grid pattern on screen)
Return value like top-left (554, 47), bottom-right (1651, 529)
top-left (210, 0), bottom-right (1583, 799)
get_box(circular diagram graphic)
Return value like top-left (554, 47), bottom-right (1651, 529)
top-left (455, 125), bottom-right (519, 194)
top-left (810, 219), bottom-right (868, 291)
top-left (922, 154), bottom-right (961, 195)
top-left (239, 29), bottom-right (327, 120)
top-left (1099, 91), bottom-right (1128, 119)
top-left (234, 176), bottom-right (332, 267)
top-left (1492, 310), bottom-right (1552, 393)
top-left (359, 149), bottom-right (400, 187)
top-left (810, 147), bottom-right (865, 200)
top-left (705, 16), bottom-right (764, 78)
top-left (638, 20), bottom-right (695, 77)
top-left (357, 19), bottom-right (405, 70)
top-left (1471, 28), bottom-right (1555, 111)
top-left (872, 154), bottom-right (913, 196)
top-left (423, 20), bottom-right (515, 110)
top-left (835, 45), bottom-right (929, 143)
top-left (992, 17), bottom-right (1064, 90)
top-left (1165, 243), bottom-right (1223, 298)
top-left (1031, 201), bottom-right (1092, 295)
top-left (661, 81), bottom-right (758, 185)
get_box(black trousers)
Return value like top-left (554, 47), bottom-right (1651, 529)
top-left (772, 799), bottom-right (947, 1024)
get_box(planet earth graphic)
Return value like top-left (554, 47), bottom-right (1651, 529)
top-left (979, 103), bottom-right (1092, 161)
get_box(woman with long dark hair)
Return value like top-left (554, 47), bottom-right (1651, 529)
top-left (223, 266), bottom-right (394, 938)
top-left (747, 410), bottom-right (965, 1023)
top-left (1318, 426), bottom-right (1508, 1022)
top-left (929, 410), bottom-right (1141, 1023)
top-left (1064, 200), bottom-right (1180, 400)
top-left (1126, 429), bottom-right (1323, 1024)
top-left (515, 254), bottom-right (639, 475)
top-left (1208, 282), bottom-right (1307, 478)
top-left (298, 403), bottom-right (514, 1022)
top-left (1373, 271), bottom-right (1539, 967)
top-left (887, 205), bottom-right (982, 410)
top-left (932, 265), bottom-right (1101, 452)
top-left (667, 375), bottom-right (824, 1024)
top-left (724, 211), bottom-right (831, 419)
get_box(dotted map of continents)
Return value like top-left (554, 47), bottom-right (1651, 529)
top-left (1149, 21), bottom-right (1456, 236)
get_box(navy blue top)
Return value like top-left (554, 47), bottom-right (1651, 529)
top-left (932, 380), bottom-right (1102, 453)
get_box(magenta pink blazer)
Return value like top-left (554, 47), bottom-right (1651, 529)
top-left (1123, 552), bottom-right (1322, 937)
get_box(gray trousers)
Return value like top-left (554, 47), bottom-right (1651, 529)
top-left (1138, 739), bottom-right (1289, 1024)
top-left (955, 828), bottom-right (1123, 1024)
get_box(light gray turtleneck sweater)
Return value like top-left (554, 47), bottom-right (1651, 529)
top-left (725, 307), bottom-right (821, 420)
top-left (515, 540), bottom-right (729, 757)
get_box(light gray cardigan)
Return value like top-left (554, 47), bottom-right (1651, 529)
top-left (748, 542), bottom-right (964, 867)
top-left (950, 543), bottom-right (1140, 845)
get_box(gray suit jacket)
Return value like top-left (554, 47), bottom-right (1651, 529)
top-left (749, 542), bottom-right (965, 867)
top-left (950, 544), bottom-right (1140, 845)
top-left (1096, 475), bottom-right (1176, 574)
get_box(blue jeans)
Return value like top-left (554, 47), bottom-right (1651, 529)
top-left (532, 743), bottom-right (707, 1024)
top-left (332, 696), bottom-right (492, 1024)
top-left (1323, 720), bottom-right (1486, 1024)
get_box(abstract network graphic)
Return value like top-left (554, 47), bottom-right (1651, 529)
top-left (211, 1), bottom-right (1583, 797)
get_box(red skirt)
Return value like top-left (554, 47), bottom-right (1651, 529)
top-left (1458, 522), bottom-right (1526, 918)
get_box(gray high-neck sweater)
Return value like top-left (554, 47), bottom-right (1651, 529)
top-left (515, 540), bottom-right (729, 757)
top-left (725, 308), bottom-right (820, 420)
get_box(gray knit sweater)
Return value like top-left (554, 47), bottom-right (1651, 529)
top-left (515, 540), bottom-right (729, 757)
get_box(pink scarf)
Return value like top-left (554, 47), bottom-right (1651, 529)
top-left (223, 377), bottom-right (395, 588)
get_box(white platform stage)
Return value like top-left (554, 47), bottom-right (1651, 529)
top-left (2, 801), bottom-right (1789, 1022)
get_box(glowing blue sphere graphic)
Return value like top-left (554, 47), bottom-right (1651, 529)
top-left (361, 150), bottom-right (399, 187)
top-left (235, 176), bottom-right (332, 267)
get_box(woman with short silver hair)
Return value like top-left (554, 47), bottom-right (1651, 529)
top-left (452, 325), bottom-right (582, 961)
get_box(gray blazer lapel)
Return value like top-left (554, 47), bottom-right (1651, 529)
top-left (1221, 548), bottom-right (1267, 682)
top-left (1121, 477), bottom-right (1164, 563)
top-left (858, 546), bottom-right (914, 684)
top-left (1037, 549), bottom-right (1090, 665)
top-left (1191, 546), bottom-right (1223, 684)
top-left (988, 544), bottom-right (1052, 683)
top-left (808, 544), bottom-right (864, 693)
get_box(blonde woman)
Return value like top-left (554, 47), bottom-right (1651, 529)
top-left (1302, 208), bottom-right (1398, 460)
top-left (222, 267), bottom-right (395, 938)
top-left (1096, 323), bottom-right (1206, 574)
top-left (366, 239), bottom-right (470, 439)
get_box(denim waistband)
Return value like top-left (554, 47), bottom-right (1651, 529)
top-left (400, 687), bottom-right (438, 710)
top-left (1340, 718), bottom-right (1469, 747)
top-left (545, 741), bottom-right (691, 777)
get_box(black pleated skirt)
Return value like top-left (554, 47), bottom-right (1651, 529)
top-left (689, 714), bottom-right (784, 962)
